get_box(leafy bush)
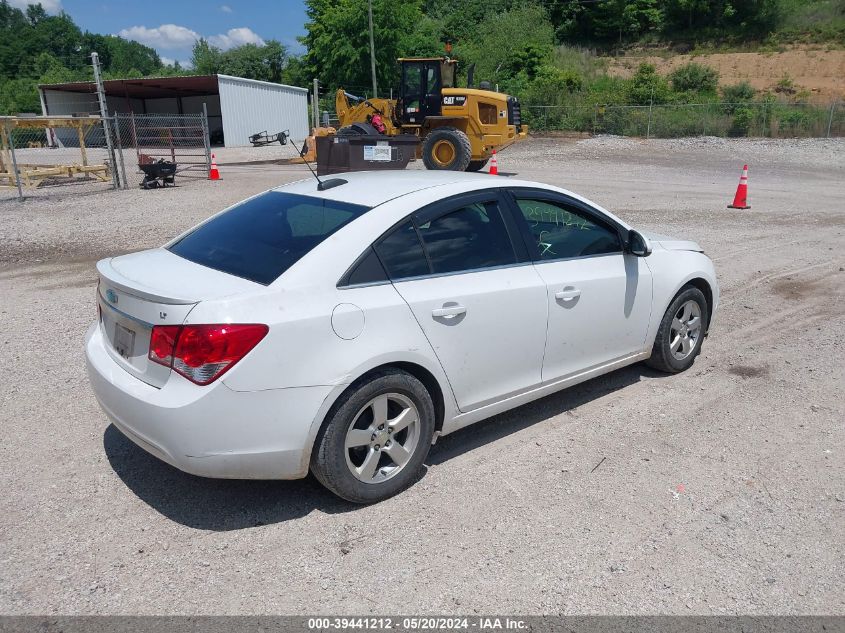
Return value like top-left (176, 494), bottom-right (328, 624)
top-left (669, 62), bottom-right (719, 94)
top-left (730, 107), bottom-right (754, 136)
top-left (625, 63), bottom-right (672, 105)
top-left (721, 81), bottom-right (757, 113)
top-left (531, 66), bottom-right (583, 95)
top-left (722, 81), bottom-right (757, 102)
top-left (778, 108), bottom-right (812, 133)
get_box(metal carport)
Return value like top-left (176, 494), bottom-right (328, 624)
top-left (38, 74), bottom-right (309, 147)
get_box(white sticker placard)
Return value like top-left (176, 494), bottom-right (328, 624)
top-left (364, 145), bottom-right (392, 161)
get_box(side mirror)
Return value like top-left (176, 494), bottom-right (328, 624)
top-left (627, 229), bottom-right (652, 257)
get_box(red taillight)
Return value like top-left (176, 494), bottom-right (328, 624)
top-left (149, 325), bottom-right (181, 367)
top-left (148, 324), bottom-right (268, 385)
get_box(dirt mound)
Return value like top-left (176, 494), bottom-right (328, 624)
top-left (606, 47), bottom-right (845, 101)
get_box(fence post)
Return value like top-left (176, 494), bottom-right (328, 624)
top-left (5, 123), bottom-right (24, 201)
top-left (167, 129), bottom-right (175, 163)
top-left (130, 112), bottom-right (138, 166)
top-left (91, 52), bottom-right (120, 190)
top-left (113, 112), bottom-right (128, 189)
top-left (201, 103), bottom-right (212, 176)
top-left (312, 79), bottom-right (320, 131)
top-left (646, 86), bottom-right (654, 139)
top-left (827, 100), bottom-right (837, 138)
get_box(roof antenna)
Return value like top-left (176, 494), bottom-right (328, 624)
top-left (286, 131), bottom-right (347, 191)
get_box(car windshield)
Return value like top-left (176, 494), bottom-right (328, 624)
top-left (168, 191), bottom-right (370, 285)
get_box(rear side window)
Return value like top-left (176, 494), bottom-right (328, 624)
top-left (417, 201), bottom-right (516, 274)
top-left (169, 192), bottom-right (369, 285)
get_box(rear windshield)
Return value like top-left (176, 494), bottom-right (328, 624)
top-left (169, 192), bottom-right (370, 285)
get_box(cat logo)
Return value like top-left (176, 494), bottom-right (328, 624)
top-left (442, 95), bottom-right (467, 106)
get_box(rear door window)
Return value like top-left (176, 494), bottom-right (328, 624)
top-left (169, 192), bottom-right (369, 285)
top-left (417, 200), bottom-right (516, 274)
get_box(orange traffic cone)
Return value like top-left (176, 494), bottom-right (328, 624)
top-left (209, 153), bottom-right (220, 180)
top-left (728, 164), bottom-right (750, 209)
top-left (489, 149), bottom-right (498, 176)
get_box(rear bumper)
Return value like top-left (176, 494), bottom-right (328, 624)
top-left (483, 126), bottom-right (528, 155)
top-left (85, 322), bottom-right (333, 479)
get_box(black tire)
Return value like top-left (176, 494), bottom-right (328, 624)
top-left (311, 369), bottom-right (435, 503)
top-left (646, 285), bottom-right (710, 374)
top-left (422, 126), bottom-right (472, 171)
top-left (467, 159), bottom-right (489, 172)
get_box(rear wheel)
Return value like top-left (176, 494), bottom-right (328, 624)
top-left (422, 127), bottom-right (472, 171)
top-left (467, 159), bottom-right (489, 172)
top-left (311, 369), bottom-right (435, 503)
top-left (646, 286), bottom-right (709, 373)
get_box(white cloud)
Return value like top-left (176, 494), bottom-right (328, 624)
top-left (118, 24), bottom-right (200, 49)
top-left (7, 0), bottom-right (63, 13)
top-left (119, 23), bottom-right (264, 52)
top-left (208, 27), bottom-right (264, 50)
top-left (220, 4), bottom-right (232, 13)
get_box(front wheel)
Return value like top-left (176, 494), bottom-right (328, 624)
top-left (646, 286), bottom-right (709, 373)
top-left (311, 369), bottom-right (435, 503)
top-left (466, 159), bottom-right (489, 172)
top-left (422, 127), bottom-right (472, 171)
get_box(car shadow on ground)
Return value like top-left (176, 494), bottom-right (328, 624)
top-left (427, 364), bottom-right (657, 465)
top-left (104, 363), bottom-right (663, 531)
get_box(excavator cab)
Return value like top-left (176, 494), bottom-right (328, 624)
top-left (398, 58), bottom-right (457, 126)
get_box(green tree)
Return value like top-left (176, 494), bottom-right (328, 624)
top-left (281, 55), bottom-right (310, 87)
top-left (191, 38), bottom-right (223, 75)
top-left (300, 0), bottom-right (425, 94)
top-left (0, 77), bottom-right (40, 114)
top-left (84, 33), bottom-right (162, 76)
top-left (191, 39), bottom-right (289, 83)
top-left (458, 4), bottom-right (554, 85)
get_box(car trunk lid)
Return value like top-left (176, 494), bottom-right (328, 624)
top-left (96, 249), bottom-right (260, 388)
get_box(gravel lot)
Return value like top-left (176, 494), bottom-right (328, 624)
top-left (1, 136), bottom-right (843, 615)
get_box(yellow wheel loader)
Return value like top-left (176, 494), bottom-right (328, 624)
top-left (333, 57), bottom-right (527, 171)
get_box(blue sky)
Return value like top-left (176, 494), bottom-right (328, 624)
top-left (10, 0), bottom-right (308, 66)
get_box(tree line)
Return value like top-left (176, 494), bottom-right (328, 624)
top-left (1, 0), bottom-right (839, 117)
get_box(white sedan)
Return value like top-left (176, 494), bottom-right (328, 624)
top-left (85, 171), bottom-right (718, 503)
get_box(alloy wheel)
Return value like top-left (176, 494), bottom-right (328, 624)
top-left (669, 299), bottom-right (702, 360)
top-left (344, 393), bottom-right (421, 484)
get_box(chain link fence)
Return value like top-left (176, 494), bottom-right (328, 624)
top-left (523, 100), bottom-right (844, 138)
top-left (1, 112), bottom-right (211, 201)
top-left (1, 115), bottom-right (117, 201)
top-left (113, 113), bottom-right (211, 185)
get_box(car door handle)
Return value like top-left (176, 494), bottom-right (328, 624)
top-left (432, 304), bottom-right (467, 318)
top-left (555, 288), bottom-right (581, 301)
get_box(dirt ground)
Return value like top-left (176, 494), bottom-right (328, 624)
top-left (0, 136), bottom-right (843, 615)
top-left (606, 48), bottom-right (845, 101)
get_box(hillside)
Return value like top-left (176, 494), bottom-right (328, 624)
top-left (606, 47), bottom-right (845, 102)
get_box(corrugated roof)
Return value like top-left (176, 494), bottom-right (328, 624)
top-left (216, 74), bottom-right (308, 93)
top-left (38, 74), bottom-right (308, 99)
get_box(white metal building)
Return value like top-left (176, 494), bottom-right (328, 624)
top-left (38, 74), bottom-right (309, 146)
